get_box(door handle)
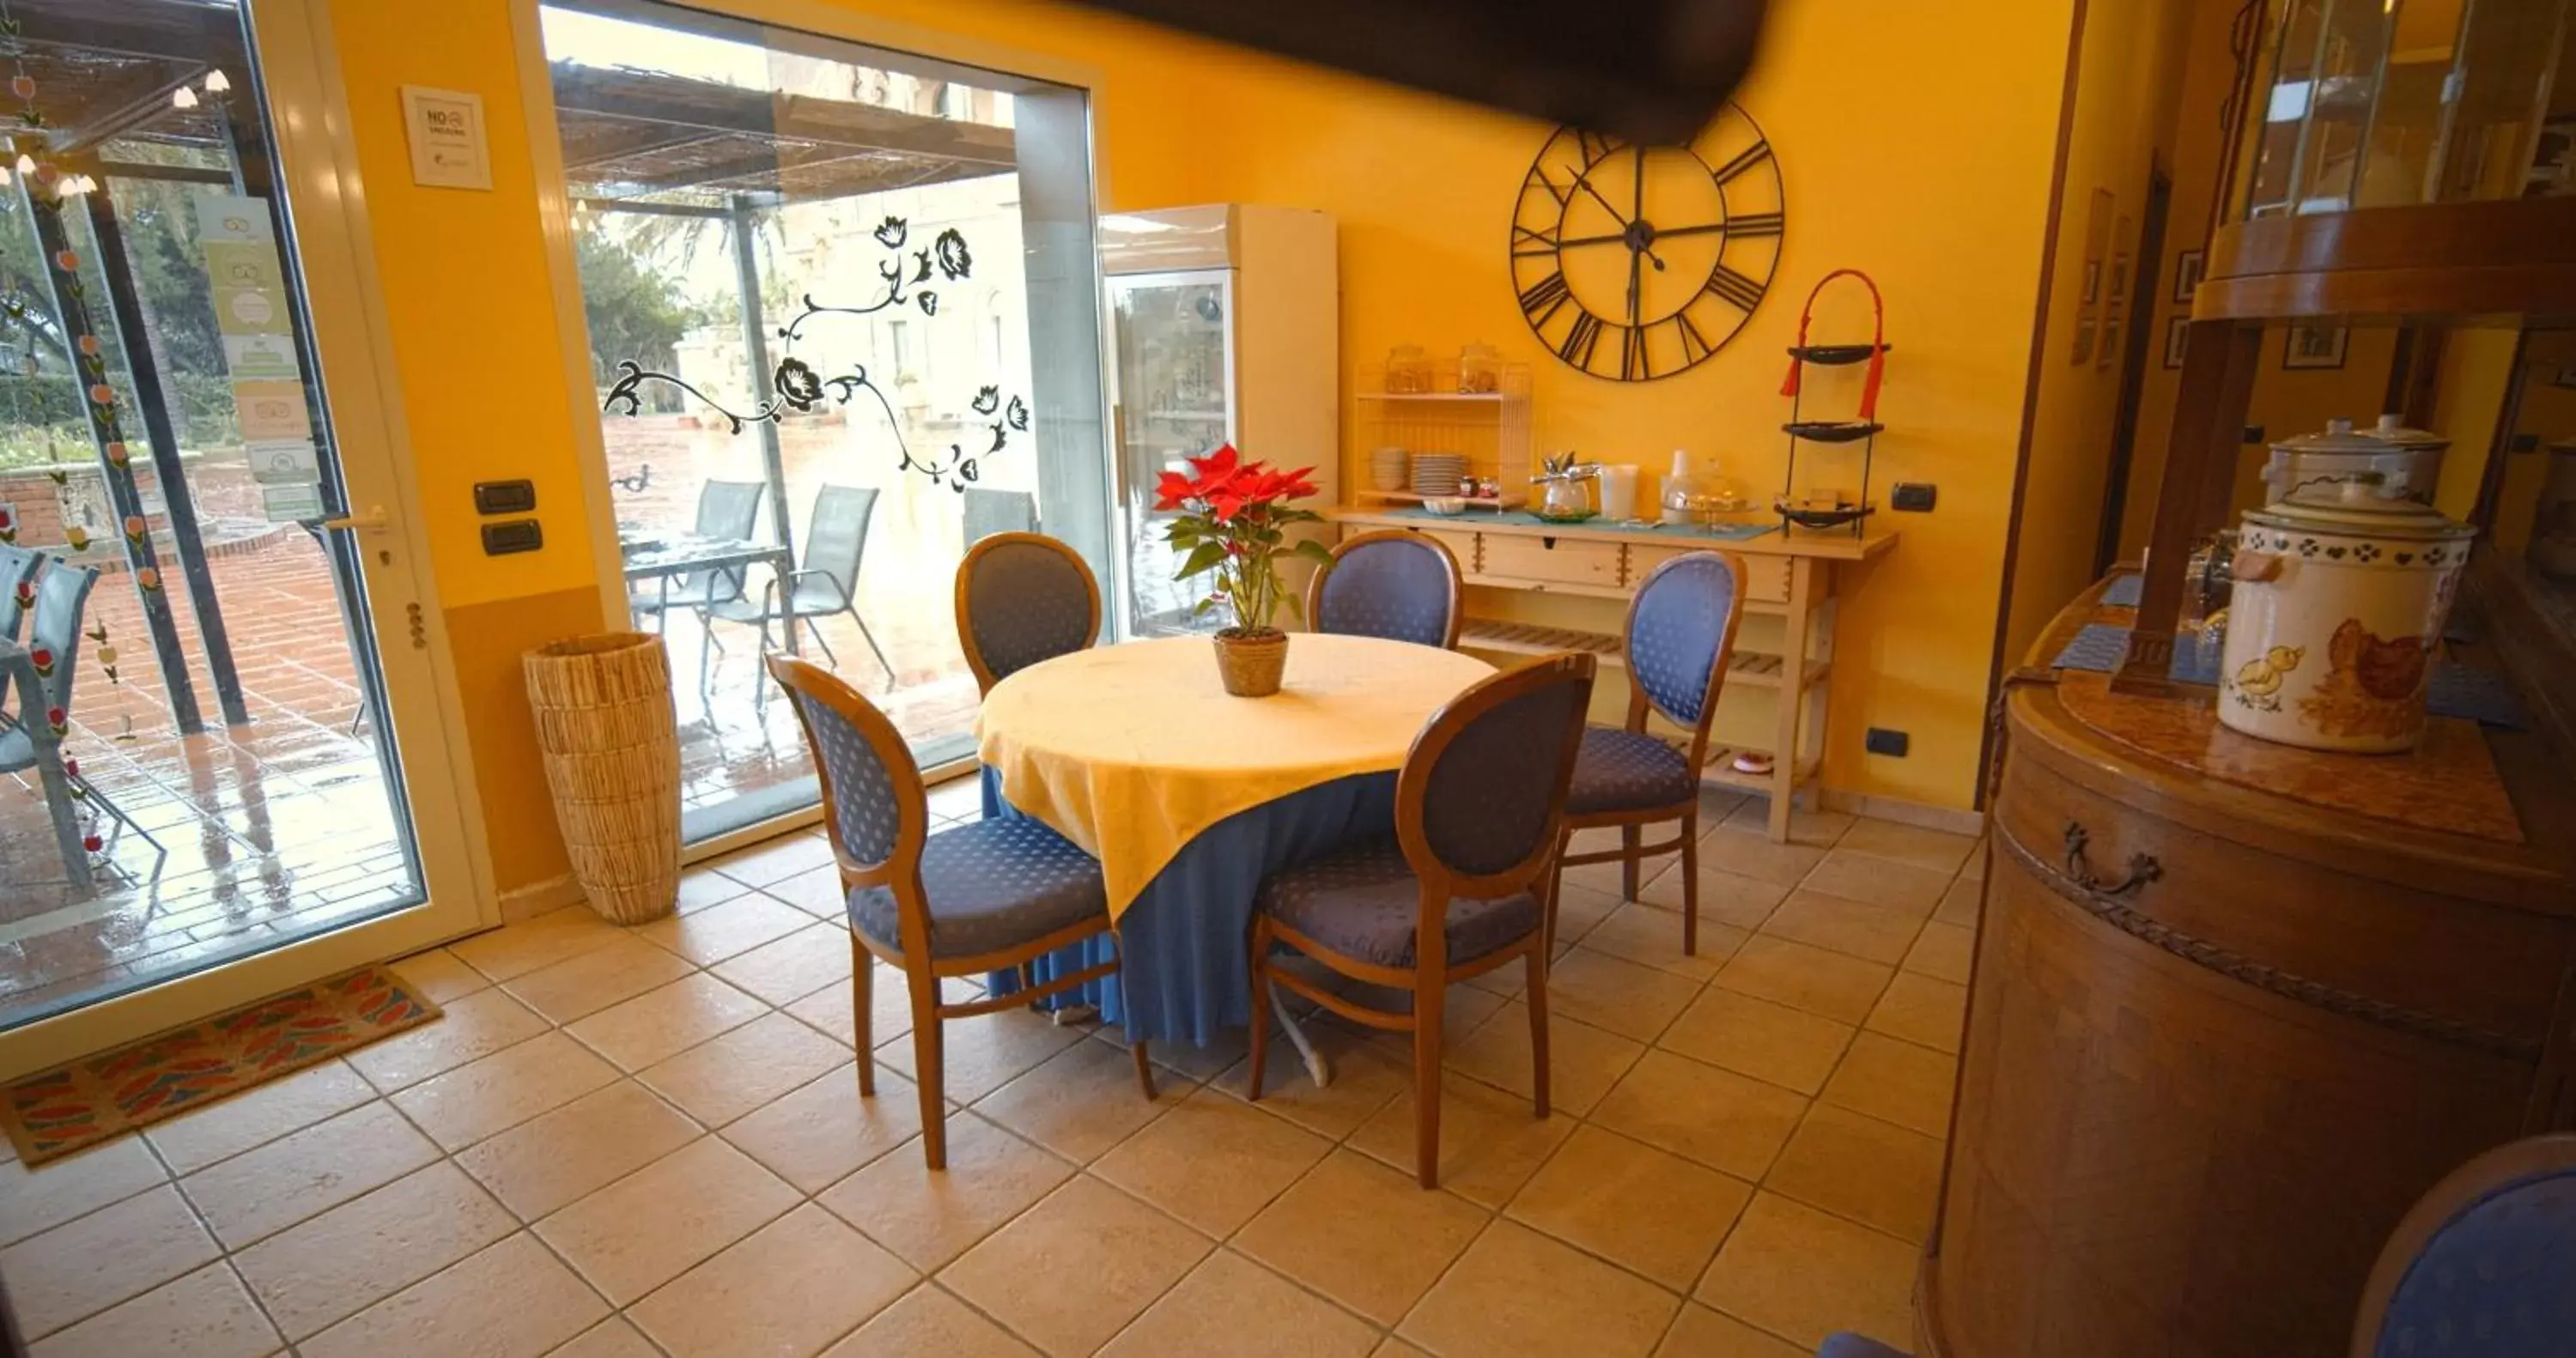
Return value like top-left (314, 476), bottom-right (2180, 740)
top-left (319, 505), bottom-right (389, 534)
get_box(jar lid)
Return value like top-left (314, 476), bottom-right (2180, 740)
top-left (2245, 500), bottom-right (2475, 540)
top-left (2270, 417), bottom-right (2402, 456)
top-left (2367, 414), bottom-right (2448, 452)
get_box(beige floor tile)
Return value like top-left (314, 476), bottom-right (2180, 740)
top-left (1715, 937), bottom-right (1892, 1025)
top-left (1719, 798), bottom-right (1856, 846)
top-left (0, 1137), bottom-right (166, 1246)
top-left (764, 863), bottom-right (849, 919)
top-left (676, 865), bottom-right (755, 913)
top-left (714, 923), bottom-right (860, 1006)
top-left (453, 1081), bottom-right (701, 1221)
top-left (388, 947), bottom-right (491, 1003)
top-left (1903, 921), bottom-right (1975, 985)
top-left (22, 1262), bottom-right (276, 1358)
top-left (1656, 1303), bottom-right (1806, 1357)
top-left (1350, 980), bottom-right (1510, 1058)
top-left (1093, 1084), bottom-right (1333, 1236)
top-left (1236, 1150), bottom-right (1488, 1327)
top-left (1224, 1022), bottom-right (1411, 1141)
top-left (1798, 852), bottom-right (1952, 915)
top-left (1542, 948), bottom-right (1702, 1042)
top-left (233, 1162), bottom-right (515, 1340)
top-left (1757, 889), bottom-right (1927, 966)
top-left (1444, 1000), bottom-right (1643, 1117)
top-left (872, 1006), bottom-right (1088, 1104)
top-left (179, 1100), bottom-right (438, 1249)
top-left (787, 963), bottom-right (979, 1049)
top-left (1864, 973), bottom-right (1968, 1055)
top-left (1762, 1103), bottom-right (1944, 1244)
top-left (1639, 866), bottom-right (1793, 932)
top-left (939, 1176), bottom-right (1211, 1357)
top-left (1578, 901), bottom-right (1745, 981)
top-left (1696, 828), bottom-right (1829, 888)
top-left (1549, 882), bottom-right (1623, 949)
top-left (635, 892), bottom-right (816, 966)
top-left (0, 1185), bottom-right (220, 1339)
top-left (1101, 1249), bottom-right (1379, 1358)
top-left (1835, 817), bottom-right (1978, 876)
top-left (552, 1318), bottom-right (664, 1358)
top-left (1820, 1032), bottom-right (1957, 1138)
top-left (973, 1038), bottom-right (1182, 1163)
top-left (567, 973), bottom-right (769, 1072)
top-left (629, 1203), bottom-right (917, 1358)
top-left (723, 1064), bottom-right (923, 1193)
top-left (1590, 1050), bottom-right (1809, 1181)
top-left (640, 1010), bottom-right (852, 1126)
top-left (534, 1136), bottom-right (799, 1305)
top-left (709, 831), bottom-right (838, 887)
top-left (1657, 986), bottom-right (1855, 1096)
top-left (1696, 1192), bottom-right (1916, 1349)
top-left (1933, 876), bottom-right (1984, 928)
top-left (1375, 1343), bottom-right (1431, 1358)
top-left (818, 1112), bottom-right (1073, 1270)
top-left (388, 1031), bottom-right (619, 1151)
top-left (447, 907), bottom-right (625, 983)
top-left (144, 1058), bottom-right (375, 1176)
top-left (823, 1285), bottom-right (1038, 1357)
top-left (1100, 1023), bottom-right (1250, 1084)
top-left (1400, 1219), bottom-right (1680, 1358)
top-left (501, 935), bottom-right (695, 1026)
top-left (346, 986), bottom-right (551, 1092)
top-left (299, 1231), bottom-right (607, 1358)
top-left (1559, 840), bottom-right (1678, 900)
top-left (1346, 1074), bottom-right (1576, 1209)
top-left (1509, 1125), bottom-right (1753, 1291)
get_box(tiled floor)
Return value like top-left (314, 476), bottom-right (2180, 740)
top-left (0, 779), bottom-right (1982, 1357)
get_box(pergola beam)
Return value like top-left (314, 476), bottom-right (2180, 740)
top-left (550, 64), bottom-right (1017, 171)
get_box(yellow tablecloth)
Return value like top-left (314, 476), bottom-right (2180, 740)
top-left (976, 634), bottom-right (1495, 917)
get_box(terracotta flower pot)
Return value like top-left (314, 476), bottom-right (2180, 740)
top-left (1213, 627), bottom-right (1288, 697)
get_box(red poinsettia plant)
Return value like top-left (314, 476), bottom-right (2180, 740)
top-left (1155, 444), bottom-right (1332, 637)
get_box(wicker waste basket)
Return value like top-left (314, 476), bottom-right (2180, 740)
top-left (523, 632), bottom-right (682, 925)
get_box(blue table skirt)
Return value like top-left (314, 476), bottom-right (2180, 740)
top-left (981, 764), bottom-right (1396, 1046)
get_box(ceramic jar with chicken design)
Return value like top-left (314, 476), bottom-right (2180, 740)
top-left (2219, 493), bottom-right (2476, 753)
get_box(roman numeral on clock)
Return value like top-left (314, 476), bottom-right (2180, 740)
top-left (1558, 311), bottom-right (1603, 369)
top-left (1518, 271), bottom-right (1571, 327)
top-left (1576, 128), bottom-right (1618, 167)
top-left (1726, 211), bottom-right (1783, 238)
top-left (1510, 222), bottom-right (1560, 258)
top-left (1621, 324), bottom-right (1650, 381)
top-left (1671, 312), bottom-right (1712, 366)
top-left (1711, 139), bottom-right (1772, 186)
top-left (1704, 264), bottom-right (1766, 312)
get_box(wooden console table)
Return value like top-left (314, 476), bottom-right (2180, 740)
top-left (1328, 507), bottom-right (1898, 841)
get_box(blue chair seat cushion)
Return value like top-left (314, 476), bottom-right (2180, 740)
top-left (847, 815), bottom-right (1108, 958)
top-left (1817, 1336), bottom-right (1911, 1358)
top-left (1257, 839), bottom-right (1540, 968)
top-left (1566, 726), bottom-right (1697, 815)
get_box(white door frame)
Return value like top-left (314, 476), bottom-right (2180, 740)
top-left (0, 0), bottom-right (495, 1079)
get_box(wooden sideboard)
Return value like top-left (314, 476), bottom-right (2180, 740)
top-left (1327, 508), bottom-right (1898, 840)
top-left (1923, 574), bottom-right (2576, 1357)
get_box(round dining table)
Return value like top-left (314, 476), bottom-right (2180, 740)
top-left (975, 633), bottom-right (1493, 1070)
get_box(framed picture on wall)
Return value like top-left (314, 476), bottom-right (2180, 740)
top-left (2172, 249), bottom-right (2204, 303)
top-left (2074, 316), bottom-right (2098, 366)
top-left (2164, 315), bottom-right (2189, 368)
top-left (2283, 323), bottom-right (2349, 371)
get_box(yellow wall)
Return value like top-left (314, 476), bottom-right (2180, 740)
top-left (2001, 0), bottom-right (2196, 666)
top-left (2496, 331), bottom-right (2576, 555)
top-left (2427, 327), bottom-right (2525, 523)
top-left (323, 0), bottom-right (2081, 903)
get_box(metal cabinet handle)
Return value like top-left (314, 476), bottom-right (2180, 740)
top-left (2063, 821), bottom-right (2160, 900)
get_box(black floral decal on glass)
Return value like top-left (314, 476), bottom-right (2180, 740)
top-left (774, 357), bottom-right (824, 410)
top-left (872, 216), bottom-right (908, 248)
top-left (934, 228), bottom-right (973, 282)
top-left (970, 386), bottom-right (1000, 415)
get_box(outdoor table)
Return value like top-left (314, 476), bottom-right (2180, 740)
top-left (0, 636), bottom-right (91, 890)
top-left (618, 532), bottom-right (799, 654)
top-left (975, 634), bottom-right (1493, 1079)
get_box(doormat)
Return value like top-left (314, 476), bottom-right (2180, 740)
top-left (0, 966), bottom-right (441, 1167)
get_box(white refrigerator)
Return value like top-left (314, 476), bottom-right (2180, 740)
top-left (1101, 204), bottom-right (1339, 638)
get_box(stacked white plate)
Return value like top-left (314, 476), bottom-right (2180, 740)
top-left (1370, 446), bottom-right (1408, 492)
top-left (1410, 452), bottom-right (1467, 498)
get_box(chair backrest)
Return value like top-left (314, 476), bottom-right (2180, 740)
top-left (963, 488), bottom-right (1036, 546)
top-left (25, 561), bottom-right (98, 717)
top-left (2352, 1134), bottom-right (2576, 1358)
top-left (954, 532), bottom-right (1102, 694)
top-left (801, 485), bottom-right (879, 606)
top-left (1621, 550), bottom-right (1748, 751)
top-left (766, 655), bottom-right (935, 945)
top-left (1307, 530), bottom-right (1463, 649)
top-left (688, 479), bottom-right (767, 601)
top-left (1396, 652), bottom-right (1596, 906)
top-left (0, 544), bottom-right (41, 641)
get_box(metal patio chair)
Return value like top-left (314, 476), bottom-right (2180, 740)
top-left (713, 484), bottom-right (895, 696)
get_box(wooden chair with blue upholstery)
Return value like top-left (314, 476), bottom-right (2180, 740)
top-left (954, 531), bottom-right (1102, 695)
top-left (2350, 1132), bottom-right (2576, 1357)
top-left (1245, 652), bottom-right (1597, 1188)
top-left (1303, 528), bottom-right (1464, 649)
top-left (768, 654), bottom-right (1153, 1171)
top-left (1547, 549), bottom-right (1748, 955)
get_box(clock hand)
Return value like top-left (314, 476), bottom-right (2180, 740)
top-left (1555, 221), bottom-right (1729, 250)
top-left (1570, 169), bottom-right (1628, 226)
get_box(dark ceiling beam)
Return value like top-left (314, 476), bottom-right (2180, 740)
top-left (559, 123), bottom-right (729, 173)
top-left (550, 64), bottom-right (1016, 170)
top-left (49, 64), bottom-right (207, 154)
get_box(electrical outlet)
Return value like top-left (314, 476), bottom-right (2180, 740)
top-left (1865, 727), bottom-right (1910, 757)
top-left (1891, 482), bottom-right (1936, 512)
top-left (473, 479), bottom-right (537, 515)
top-left (481, 519), bottom-right (544, 555)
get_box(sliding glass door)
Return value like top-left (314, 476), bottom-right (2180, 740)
top-left (536, 0), bottom-right (1110, 845)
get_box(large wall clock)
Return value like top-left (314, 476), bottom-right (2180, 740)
top-left (1509, 106), bottom-right (1784, 382)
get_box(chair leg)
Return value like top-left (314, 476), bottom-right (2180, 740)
top-left (1413, 979), bottom-right (1445, 1189)
top-left (1524, 942), bottom-right (1552, 1119)
top-left (847, 604), bottom-right (895, 690)
top-left (1542, 830), bottom-right (1568, 958)
top-left (849, 934), bottom-right (876, 1098)
top-left (908, 972), bottom-right (946, 1171)
top-left (1680, 809), bottom-right (1701, 956)
top-left (1243, 918), bottom-right (1273, 1102)
top-left (1621, 824), bottom-right (1642, 900)
top-left (803, 615), bottom-right (839, 666)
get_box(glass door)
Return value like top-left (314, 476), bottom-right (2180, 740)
top-left (1111, 270), bottom-right (1236, 638)
top-left (0, 0), bottom-right (478, 1063)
